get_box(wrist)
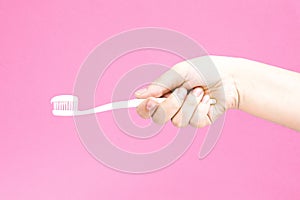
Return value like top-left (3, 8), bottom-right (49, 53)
top-left (209, 55), bottom-right (245, 110)
top-left (226, 57), bottom-right (255, 111)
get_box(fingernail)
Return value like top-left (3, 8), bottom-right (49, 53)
top-left (176, 88), bottom-right (187, 99)
top-left (146, 99), bottom-right (157, 111)
top-left (135, 88), bottom-right (147, 96)
top-left (193, 88), bottom-right (203, 97)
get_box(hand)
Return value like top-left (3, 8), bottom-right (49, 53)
top-left (135, 56), bottom-right (240, 128)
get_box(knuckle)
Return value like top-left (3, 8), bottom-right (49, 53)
top-left (152, 112), bottom-right (166, 125)
top-left (172, 62), bottom-right (187, 78)
top-left (136, 108), bottom-right (149, 119)
top-left (172, 115), bottom-right (189, 128)
top-left (152, 117), bottom-right (165, 125)
top-left (197, 121), bottom-right (206, 128)
top-left (189, 116), bottom-right (209, 128)
top-left (198, 117), bottom-right (211, 128)
top-left (172, 62), bottom-right (183, 70)
top-left (189, 117), bottom-right (200, 128)
top-left (172, 118), bottom-right (182, 128)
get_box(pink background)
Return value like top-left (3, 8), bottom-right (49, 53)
top-left (1, 0), bottom-right (300, 199)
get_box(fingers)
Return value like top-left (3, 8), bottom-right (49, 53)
top-left (151, 88), bottom-right (187, 124)
top-left (136, 87), bottom-right (187, 124)
top-left (136, 88), bottom-right (214, 128)
top-left (189, 95), bottom-right (212, 128)
top-left (171, 87), bottom-right (204, 127)
top-left (135, 66), bottom-right (185, 99)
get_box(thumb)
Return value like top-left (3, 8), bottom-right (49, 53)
top-left (135, 67), bottom-right (185, 98)
top-left (135, 84), bottom-right (168, 98)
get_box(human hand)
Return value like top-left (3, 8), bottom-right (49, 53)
top-left (135, 56), bottom-right (240, 128)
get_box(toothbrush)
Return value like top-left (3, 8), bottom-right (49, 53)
top-left (50, 95), bottom-right (217, 116)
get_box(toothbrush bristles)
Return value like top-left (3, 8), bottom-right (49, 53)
top-left (51, 95), bottom-right (79, 116)
top-left (53, 101), bottom-right (77, 111)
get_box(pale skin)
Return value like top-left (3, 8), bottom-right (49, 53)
top-left (135, 56), bottom-right (300, 132)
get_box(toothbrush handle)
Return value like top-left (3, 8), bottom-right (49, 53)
top-left (126, 98), bottom-right (166, 108)
top-left (91, 98), bottom-right (165, 114)
top-left (88, 98), bottom-right (216, 114)
top-left (127, 98), bottom-right (217, 107)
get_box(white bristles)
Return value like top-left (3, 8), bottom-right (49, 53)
top-left (50, 95), bottom-right (79, 116)
top-left (52, 100), bottom-right (77, 111)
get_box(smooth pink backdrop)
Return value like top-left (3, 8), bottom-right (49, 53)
top-left (1, 0), bottom-right (300, 199)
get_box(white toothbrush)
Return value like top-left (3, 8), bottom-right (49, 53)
top-left (50, 95), bottom-right (217, 116)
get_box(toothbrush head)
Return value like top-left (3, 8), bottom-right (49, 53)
top-left (50, 95), bottom-right (78, 116)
